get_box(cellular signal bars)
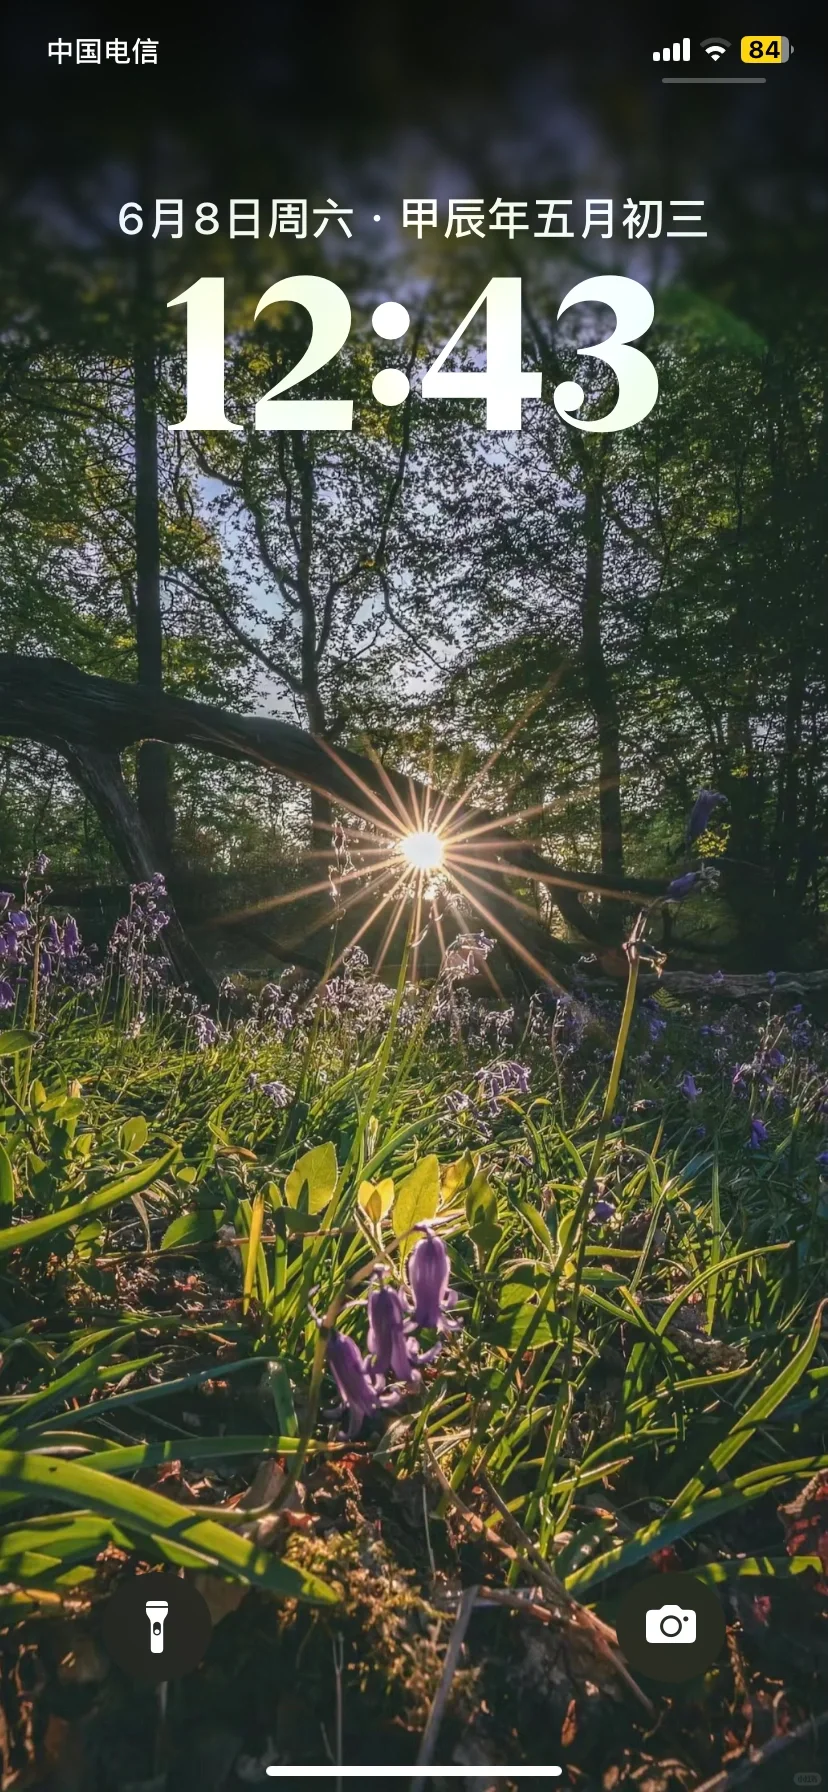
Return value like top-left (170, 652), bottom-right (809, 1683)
top-left (653, 39), bottom-right (691, 61)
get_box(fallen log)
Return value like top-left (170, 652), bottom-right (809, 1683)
top-left (654, 968), bottom-right (828, 1001)
top-left (0, 655), bottom-right (667, 989)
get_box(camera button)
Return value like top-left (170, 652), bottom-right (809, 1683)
top-left (615, 1570), bottom-right (726, 1684)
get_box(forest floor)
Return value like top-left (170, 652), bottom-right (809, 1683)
top-left (1, 882), bottom-right (828, 1789)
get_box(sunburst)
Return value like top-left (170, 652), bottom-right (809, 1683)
top-left (206, 683), bottom-right (602, 1000)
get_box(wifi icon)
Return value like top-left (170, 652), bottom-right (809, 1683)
top-left (701, 36), bottom-right (731, 60)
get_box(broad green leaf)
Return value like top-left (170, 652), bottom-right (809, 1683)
top-left (484, 1303), bottom-right (555, 1350)
top-left (0, 1141), bottom-right (14, 1228)
top-left (160, 1209), bottom-right (223, 1251)
top-left (358, 1178), bottom-right (395, 1225)
top-left (0, 1450), bottom-right (337, 1603)
top-left (440, 1153), bottom-right (475, 1203)
top-left (465, 1171), bottom-right (497, 1228)
top-left (120, 1115), bottom-right (149, 1154)
top-left (391, 1155), bottom-right (439, 1253)
top-left (517, 1200), bottom-right (554, 1258)
top-left (285, 1143), bottom-right (337, 1213)
top-left (0, 1148), bottom-right (179, 1258)
top-left (0, 1031), bottom-right (37, 1058)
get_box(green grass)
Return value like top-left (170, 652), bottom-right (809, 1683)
top-left (0, 935), bottom-right (827, 1632)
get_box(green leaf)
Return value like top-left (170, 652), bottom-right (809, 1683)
top-left (440, 1152), bottom-right (475, 1204)
top-left (0, 1148), bottom-right (179, 1258)
top-left (392, 1155), bottom-right (439, 1254)
top-left (160, 1208), bottom-right (223, 1252)
top-left (119, 1116), bottom-right (149, 1154)
top-left (264, 1364), bottom-right (299, 1439)
top-left (0, 1031), bottom-right (37, 1058)
top-left (358, 1178), bottom-right (395, 1225)
top-left (670, 1298), bottom-right (828, 1518)
top-left (0, 1345), bottom-right (160, 1445)
top-left (484, 1303), bottom-right (555, 1350)
top-left (80, 1434), bottom-right (316, 1474)
top-left (0, 1514), bottom-right (133, 1568)
top-left (465, 1170), bottom-right (497, 1228)
top-left (276, 1211), bottom-right (322, 1235)
top-left (690, 1555), bottom-right (824, 1584)
top-left (0, 1141), bottom-right (14, 1228)
top-left (0, 1450), bottom-right (337, 1603)
top-left (285, 1143), bottom-right (337, 1214)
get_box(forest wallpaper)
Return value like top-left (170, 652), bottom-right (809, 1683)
top-left (0, 6), bottom-right (826, 1788)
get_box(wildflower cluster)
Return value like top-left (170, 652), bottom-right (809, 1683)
top-left (0, 859), bottom-right (87, 1014)
top-left (327, 1229), bottom-right (460, 1437)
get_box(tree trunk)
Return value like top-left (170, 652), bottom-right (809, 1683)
top-left (61, 743), bottom-right (217, 1007)
top-left (0, 656), bottom-right (667, 987)
top-left (580, 472), bottom-right (625, 925)
top-left (134, 222), bottom-right (173, 864)
top-left (772, 660), bottom-right (804, 911)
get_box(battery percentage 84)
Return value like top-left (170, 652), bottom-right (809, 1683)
top-left (741, 35), bottom-right (792, 62)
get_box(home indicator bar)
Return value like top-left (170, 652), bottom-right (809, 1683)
top-left (265, 1771), bottom-right (563, 1781)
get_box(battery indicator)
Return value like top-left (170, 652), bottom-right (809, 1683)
top-left (740, 35), bottom-right (793, 62)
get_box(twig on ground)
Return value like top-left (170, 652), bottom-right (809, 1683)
top-left (422, 1446), bottom-right (652, 1715)
top-left (412, 1582), bottom-right (479, 1787)
top-left (478, 1468), bottom-right (654, 1714)
top-left (694, 1707), bottom-right (828, 1789)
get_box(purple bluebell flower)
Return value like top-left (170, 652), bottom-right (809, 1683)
top-left (326, 1330), bottom-right (382, 1438)
top-left (326, 1329), bottom-right (405, 1438)
top-left (816, 1151), bottom-right (828, 1174)
top-left (477, 1060), bottom-right (531, 1111)
top-left (748, 1116), bottom-right (769, 1150)
top-left (767, 971), bottom-right (777, 988)
top-left (709, 969), bottom-right (725, 986)
top-left (261, 1080), bottom-right (291, 1107)
top-left (442, 932), bottom-right (497, 981)
top-left (591, 1198), bottom-right (615, 1222)
top-left (0, 979), bottom-right (14, 1009)
top-left (445, 1090), bottom-right (471, 1116)
top-left (368, 1284), bottom-right (420, 1384)
top-left (686, 790), bottom-right (726, 845)
top-left (679, 1072), bottom-right (701, 1101)
top-left (8, 912), bottom-right (29, 934)
top-left (666, 872), bottom-right (702, 902)
top-left (193, 1013), bottom-right (221, 1049)
top-left (62, 917), bottom-right (80, 958)
top-left (407, 1228), bottom-right (461, 1335)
